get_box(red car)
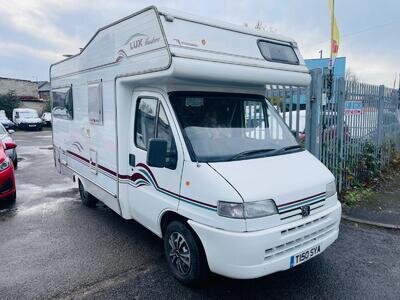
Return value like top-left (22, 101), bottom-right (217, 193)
top-left (0, 141), bottom-right (17, 202)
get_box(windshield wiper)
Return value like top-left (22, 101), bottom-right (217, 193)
top-left (228, 145), bottom-right (302, 161)
top-left (228, 148), bottom-right (275, 161)
top-left (263, 145), bottom-right (302, 156)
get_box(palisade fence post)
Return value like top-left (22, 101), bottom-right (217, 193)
top-left (336, 78), bottom-right (346, 192)
top-left (305, 69), bottom-right (323, 158)
top-left (376, 85), bottom-right (385, 165)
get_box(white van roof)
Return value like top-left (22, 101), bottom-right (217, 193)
top-left (13, 108), bottom-right (37, 112)
top-left (50, 6), bottom-right (310, 87)
top-left (158, 7), bottom-right (296, 44)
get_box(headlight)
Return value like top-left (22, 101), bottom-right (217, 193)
top-left (244, 199), bottom-right (277, 218)
top-left (217, 201), bottom-right (244, 219)
top-left (0, 158), bottom-right (10, 171)
top-left (217, 199), bottom-right (277, 219)
top-left (326, 180), bottom-right (337, 198)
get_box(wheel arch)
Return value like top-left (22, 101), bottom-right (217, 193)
top-left (159, 210), bottom-right (188, 238)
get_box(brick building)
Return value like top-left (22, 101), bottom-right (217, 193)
top-left (0, 77), bottom-right (49, 115)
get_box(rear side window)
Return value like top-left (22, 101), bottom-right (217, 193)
top-left (258, 40), bottom-right (299, 65)
top-left (52, 86), bottom-right (74, 120)
top-left (88, 81), bottom-right (103, 125)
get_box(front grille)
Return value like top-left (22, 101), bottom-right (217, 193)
top-left (0, 179), bottom-right (13, 194)
top-left (281, 215), bottom-right (328, 236)
top-left (264, 221), bottom-right (336, 262)
top-left (278, 192), bottom-right (327, 221)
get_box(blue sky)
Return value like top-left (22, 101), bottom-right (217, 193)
top-left (0, 0), bottom-right (399, 87)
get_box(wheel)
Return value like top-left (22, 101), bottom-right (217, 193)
top-left (8, 192), bottom-right (16, 203)
top-left (164, 221), bottom-right (209, 286)
top-left (78, 180), bottom-right (98, 207)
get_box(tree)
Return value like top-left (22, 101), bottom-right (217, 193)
top-left (345, 69), bottom-right (359, 83)
top-left (44, 99), bottom-right (51, 113)
top-left (0, 91), bottom-right (20, 119)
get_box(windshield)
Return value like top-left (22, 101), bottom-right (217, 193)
top-left (18, 111), bottom-right (38, 118)
top-left (169, 92), bottom-right (300, 162)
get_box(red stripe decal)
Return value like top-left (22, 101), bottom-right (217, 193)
top-left (66, 151), bottom-right (217, 209)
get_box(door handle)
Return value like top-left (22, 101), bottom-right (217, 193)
top-left (129, 153), bottom-right (136, 167)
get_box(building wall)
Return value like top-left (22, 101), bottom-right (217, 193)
top-left (0, 78), bottom-right (39, 98)
top-left (304, 57), bottom-right (346, 78)
top-left (39, 91), bottom-right (50, 100)
top-left (20, 101), bottom-right (46, 115)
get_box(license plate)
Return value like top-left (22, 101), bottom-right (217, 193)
top-left (29, 124), bottom-right (36, 127)
top-left (290, 245), bottom-right (321, 268)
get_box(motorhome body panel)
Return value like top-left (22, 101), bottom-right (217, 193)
top-left (50, 5), bottom-right (317, 228)
top-left (160, 10), bottom-right (310, 87)
top-left (50, 7), bottom-right (170, 80)
top-left (50, 6), bottom-right (340, 281)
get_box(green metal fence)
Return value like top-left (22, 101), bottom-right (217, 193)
top-left (267, 69), bottom-right (400, 192)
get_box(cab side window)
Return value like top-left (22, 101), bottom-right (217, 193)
top-left (157, 104), bottom-right (177, 168)
top-left (135, 98), bottom-right (177, 169)
top-left (135, 98), bottom-right (157, 150)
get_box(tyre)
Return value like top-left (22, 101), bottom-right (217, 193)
top-left (8, 192), bottom-right (16, 203)
top-left (78, 180), bottom-right (98, 207)
top-left (164, 221), bottom-right (209, 286)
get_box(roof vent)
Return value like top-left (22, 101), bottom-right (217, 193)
top-left (164, 14), bottom-right (174, 22)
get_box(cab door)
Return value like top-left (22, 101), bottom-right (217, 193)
top-left (126, 91), bottom-right (183, 234)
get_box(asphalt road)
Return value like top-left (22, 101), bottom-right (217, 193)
top-left (0, 130), bottom-right (399, 299)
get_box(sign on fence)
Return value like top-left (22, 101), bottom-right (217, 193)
top-left (344, 100), bottom-right (363, 115)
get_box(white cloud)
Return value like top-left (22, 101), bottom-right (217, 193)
top-left (0, 41), bottom-right (60, 62)
top-left (0, 0), bottom-right (398, 86)
top-left (0, 0), bottom-right (83, 52)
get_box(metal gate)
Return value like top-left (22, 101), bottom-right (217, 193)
top-left (267, 69), bottom-right (400, 192)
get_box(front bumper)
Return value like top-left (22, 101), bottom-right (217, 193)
top-left (18, 122), bottom-right (42, 130)
top-left (189, 201), bottom-right (341, 279)
top-left (0, 165), bottom-right (15, 200)
top-left (2, 123), bottom-right (16, 130)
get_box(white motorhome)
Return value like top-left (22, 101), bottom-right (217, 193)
top-left (50, 6), bottom-right (341, 285)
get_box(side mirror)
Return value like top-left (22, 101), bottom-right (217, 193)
top-left (147, 138), bottom-right (167, 168)
top-left (7, 129), bottom-right (15, 134)
top-left (4, 142), bottom-right (17, 150)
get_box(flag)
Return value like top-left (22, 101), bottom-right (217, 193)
top-left (328, 0), bottom-right (340, 69)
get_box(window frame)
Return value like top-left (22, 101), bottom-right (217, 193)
top-left (134, 96), bottom-right (160, 151)
top-left (51, 84), bottom-right (74, 120)
top-left (134, 96), bottom-right (178, 169)
top-left (88, 79), bottom-right (104, 125)
top-left (257, 39), bottom-right (299, 65)
top-left (168, 91), bottom-right (300, 163)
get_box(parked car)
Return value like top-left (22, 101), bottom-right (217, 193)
top-left (12, 108), bottom-right (43, 131)
top-left (0, 124), bottom-right (18, 169)
top-left (281, 110), bottom-right (350, 144)
top-left (0, 140), bottom-right (17, 203)
top-left (41, 112), bottom-right (52, 126)
top-left (0, 110), bottom-right (16, 130)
